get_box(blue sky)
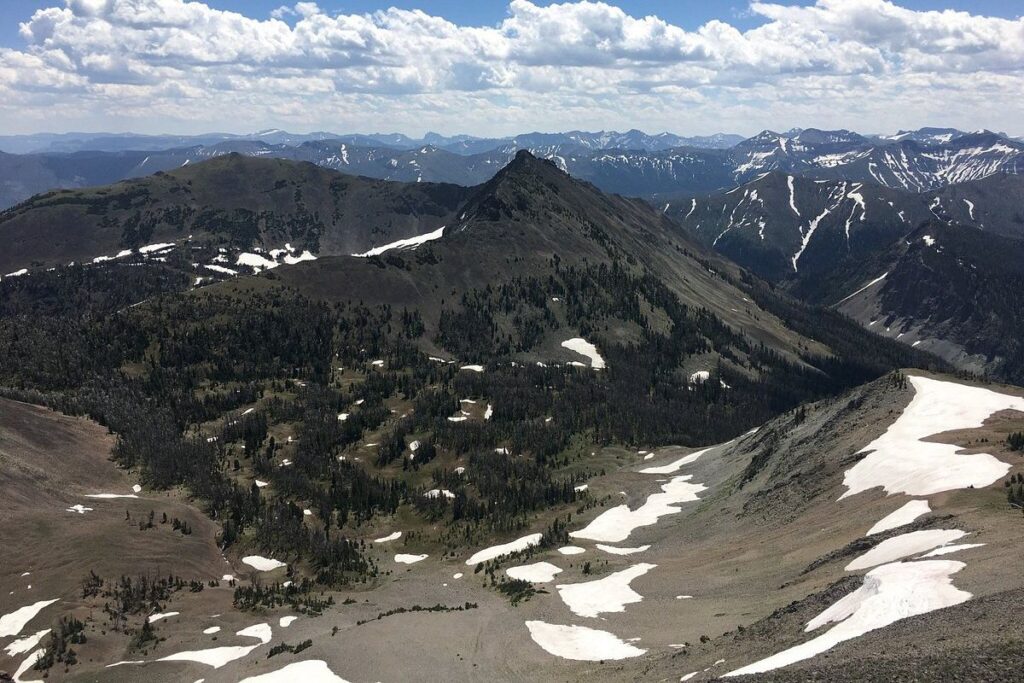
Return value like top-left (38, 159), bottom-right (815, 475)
top-left (3, 0), bottom-right (1021, 43)
top-left (2, 0), bottom-right (1021, 47)
top-left (1, 1), bottom-right (1022, 136)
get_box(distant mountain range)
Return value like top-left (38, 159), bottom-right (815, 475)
top-left (1, 127), bottom-right (1021, 211)
top-left (668, 169), bottom-right (1024, 381)
top-left (0, 128), bottom-right (745, 156)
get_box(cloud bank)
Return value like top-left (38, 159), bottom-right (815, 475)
top-left (3, 0), bottom-right (1023, 135)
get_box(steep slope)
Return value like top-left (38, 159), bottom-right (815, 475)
top-left (669, 172), bottom-right (1024, 287)
top-left (0, 154), bottom-right (470, 274)
top-left (835, 222), bottom-right (1024, 382)
top-left (667, 172), bottom-right (927, 282)
top-left (727, 130), bottom-right (1024, 191)
top-left (271, 151), bottom-right (938, 380)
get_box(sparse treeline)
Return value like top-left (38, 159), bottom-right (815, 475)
top-left (0, 251), bottom-right (935, 584)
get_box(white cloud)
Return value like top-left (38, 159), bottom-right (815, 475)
top-left (1, 0), bottom-right (1022, 135)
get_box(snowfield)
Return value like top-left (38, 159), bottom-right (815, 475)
top-left (595, 544), bottom-right (650, 555)
top-left (0, 599), bottom-right (59, 638)
top-left (525, 621), bottom-right (646, 661)
top-left (570, 475), bottom-right (706, 543)
top-left (556, 563), bottom-right (656, 618)
top-left (394, 554), bottom-right (428, 564)
top-left (242, 556), bottom-right (287, 572)
top-left (919, 543), bottom-right (986, 558)
top-left (725, 561), bottom-right (970, 677)
top-left (3, 629), bottom-right (50, 657)
top-left (639, 446), bottom-right (713, 474)
top-left (157, 622), bottom-right (272, 669)
top-left (846, 529), bottom-right (968, 571)
top-left (466, 533), bottom-right (543, 565)
top-left (374, 531), bottom-right (402, 543)
top-left (560, 338), bottom-right (607, 369)
top-left (506, 562), bottom-right (563, 583)
top-left (842, 376), bottom-right (1024, 499)
top-left (238, 660), bottom-right (352, 682)
top-left (866, 500), bottom-right (931, 536)
top-left (352, 226), bottom-right (445, 257)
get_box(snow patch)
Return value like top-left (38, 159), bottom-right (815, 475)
top-left (352, 226), bottom-right (445, 257)
top-left (846, 529), bottom-right (968, 571)
top-left (395, 554), bottom-right (428, 564)
top-left (0, 599), bottom-right (59, 638)
top-left (556, 563), bottom-right (655, 618)
top-left (724, 561), bottom-right (970, 677)
top-left (639, 447), bottom-right (713, 474)
top-left (841, 375), bottom-right (1023, 498)
top-left (242, 556), bottom-right (286, 572)
top-left (570, 475), bottom-right (706, 543)
top-left (506, 562), bottom-right (563, 583)
top-left (466, 533), bottom-right (543, 565)
top-left (525, 621), bottom-right (646, 661)
top-left (595, 544), bottom-right (650, 555)
top-left (867, 500), bottom-right (930, 535)
top-left (238, 660), bottom-right (352, 683)
top-left (560, 338), bottom-right (606, 369)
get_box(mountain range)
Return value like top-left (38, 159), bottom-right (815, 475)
top-left (1, 127), bottom-right (1020, 212)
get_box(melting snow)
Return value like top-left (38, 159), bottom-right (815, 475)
top-left (157, 622), bottom-right (272, 668)
top-left (724, 561), bottom-right (970, 677)
top-left (12, 648), bottom-right (45, 683)
top-left (0, 599), bottom-right (59, 638)
top-left (506, 562), bottom-right (563, 583)
top-left (352, 226), bottom-right (445, 257)
top-left (395, 554), bottom-right (428, 564)
top-left (238, 660), bottom-right (352, 682)
top-left (570, 475), bottom-right (706, 543)
top-left (596, 544), bottom-right (650, 555)
top-left (66, 504), bottom-right (93, 514)
top-left (4, 629), bottom-right (50, 657)
top-left (138, 242), bottom-right (175, 254)
top-left (556, 563), bottom-right (655, 618)
top-left (560, 338), bottom-right (607, 369)
top-left (460, 365), bottom-right (484, 372)
top-left (919, 543), bottom-right (986, 558)
top-left (466, 533), bottom-right (543, 565)
top-left (787, 176), bottom-right (800, 216)
top-left (374, 531), bottom-right (402, 543)
top-left (525, 621), bottom-right (646, 661)
top-left (85, 493), bottom-right (138, 499)
top-left (148, 612), bottom-right (180, 623)
top-left (866, 500), bottom-right (931, 535)
top-left (846, 529), bottom-right (968, 571)
top-left (841, 376), bottom-right (1024, 498)
top-left (558, 546), bottom-right (586, 555)
top-left (242, 556), bottom-right (286, 572)
top-left (836, 272), bottom-right (888, 305)
top-left (279, 616), bottom-right (298, 627)
top-left (203, 627), bottom-right (220, 635)
top-left (639, 447), bottom-right (713, 474)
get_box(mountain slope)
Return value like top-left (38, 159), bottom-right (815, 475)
top-left (0, 154), bottom-right (470, 274)
top-left (835, 222), bottom-right (1024, 381)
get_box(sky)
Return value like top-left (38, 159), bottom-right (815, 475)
top-left (0, 0), bottom-right (1022, 137)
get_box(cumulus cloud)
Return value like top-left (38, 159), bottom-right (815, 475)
top-left (2, 0), bottom-right (1023, 135)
